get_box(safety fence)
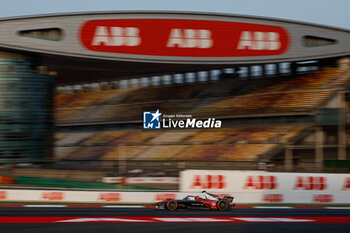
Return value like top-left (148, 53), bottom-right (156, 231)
top-left (0, 189), bottom-right (349, 204)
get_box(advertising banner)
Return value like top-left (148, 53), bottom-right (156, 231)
top-left (180, 170), bottom-right (350, 203)
top-left (0, 171), bottom-right (348, 204)
top-left (80, 19), bottom-right (289, 57)
top-left (0, 188), bottom-right (349, 204)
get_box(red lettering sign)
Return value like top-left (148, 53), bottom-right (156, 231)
top-left (243, 176), bottom-right (278, 189)
top-left (191, 175), bottom-right (226, 189)
top-left (80, 19), bottom-right (289, 57)
top-left (262, 194), bottom-right (284, 203)
top-left (0, 191), bottom-right (7, 200)
top-left (312, 194), bottom-right (333, 203)
top-left (154, 193), bottom-right (176, 202)
top-left (342, 177), bottom-right (350, 190)
top-left (41, 192), bottom-right (64, 201)
top-left (98, 193), bottom-right (121, 202)
top-left (293, 177), bottom-right (327, 190)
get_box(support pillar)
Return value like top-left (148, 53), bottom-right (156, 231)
top-left (246, 67), bottom-right (251, 79)
top-left (315, 127), bottom-right (324, 170)
top-left (338, 91), bottom-right (347, 160)
top-left (284, 146), bottom-right (293, 171)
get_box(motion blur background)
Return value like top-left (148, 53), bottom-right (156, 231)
top-left (0, 0), bottom-right (349, 195)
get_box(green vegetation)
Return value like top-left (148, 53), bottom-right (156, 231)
top-left (15, 176), bottom-right (160, 190)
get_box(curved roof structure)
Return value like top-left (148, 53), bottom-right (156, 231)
top-left (0, 11), bottom-right (348, 84)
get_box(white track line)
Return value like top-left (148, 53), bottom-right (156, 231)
top-left (24, 205), bottom-right (66, 207)
top-left (253, 206), bottom-right (293, 209)
top-left (6, 205), bottom-right (350, 209)
top-left (103, 205), bottom-right (146, 208)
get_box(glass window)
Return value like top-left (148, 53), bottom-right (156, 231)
top-left (198, 71), bottom-right (208, 82)
top-left (185, 73), bottom-right (195, 83)
top-left (18, 28), bottom-right (63, 41)
top-left (303, 36), bottom-right (336, 47)
top-left (162, 75), bottom-right (172, 85)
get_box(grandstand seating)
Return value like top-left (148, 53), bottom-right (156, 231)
top-left (134, 145), bottom-right (189, 160)
top-left (55, 126), bottom-right (307, 162)
top-left (192, 90), bottom-right (332, 118)
top-left (54, 67), bottom-right (350, 164)
top-left (186, 130), bottom-right (235, 144)
top-left (101, 146), bottom-right (149, 160)
top-left (56, 146), bottom-right (113, 160)
top-left (55, 88), bottom-right (134, 107)
top-left (56, 132), bottom-right (95, 146)
top-left (149, 131), bottom-right (196, 144)
top-left (114, 131), bottom-right (160, 144)
top-left (218, 144), bottom-right (277, 161)
top-left (80, 131), bottom-right (126, 145)
top-left (256, 68), bottom-right (339, 92)
top-left (55, 67), bottom-right (347, 124)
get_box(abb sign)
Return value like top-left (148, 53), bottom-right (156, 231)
top-left (262, 194), bottom-right (284, 203)
top-left (191, 175), bottom-right (226, 189)
top-left (293, 177), bottom-right (327, 190)
top-left (243, 176), bottom-right (278, 190)
top-left (0, 189), bottom-right (350, 204)
top-left (342, 178), bottom-right (350, 190)
top-left (181, 170), bottom-right (350, 195)
top-left (98, 193), bottom-right (121, 202)
top-left (92, 26), bottom-right (140, 47)
top-left (237, 31), bottom-right (281, 51)
top-left (167, 29), bottom-right (212, 48)
top-left (80, 19), bottom-right (289, 57)
top-left (0, 191), bottom-right (7, 200)
top-left (312, 194), bottom-right (333, 203)
top-left (41, 192), bottom-right (64, 201)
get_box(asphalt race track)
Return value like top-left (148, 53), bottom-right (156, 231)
top-left (0, 207), bottom-right (349, 233)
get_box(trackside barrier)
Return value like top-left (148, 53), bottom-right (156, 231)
top-left (0, 189), bottom-right (350, 204)
top-left (102, 177), bottom-right (179, 184)
top-left (15, 176), bottom-right (118, 189)
top-left (180, 170), bottom-right (350, 193)
top-left (15, 176), bottom-right (158, 190)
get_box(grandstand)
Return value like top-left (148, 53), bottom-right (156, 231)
top-left (54, 65), bottom-right (350, 174)
top-left (55, 68), bottom-right (341, 122)
top-left (0, 11), bottom-right (349, 181)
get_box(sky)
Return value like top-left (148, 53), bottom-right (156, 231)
top-left (0, 0), bottom-right (349, 30)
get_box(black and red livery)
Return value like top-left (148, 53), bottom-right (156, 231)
top-left (153, 191), bottom-right (235, 211)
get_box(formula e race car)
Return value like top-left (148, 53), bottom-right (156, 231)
top-left (153, 191), bottom-right (235, 211)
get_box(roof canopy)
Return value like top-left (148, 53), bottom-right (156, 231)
top-left (0, 11), bottom-right (348, 84)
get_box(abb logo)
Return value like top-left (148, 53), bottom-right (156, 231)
top-left (41, 192), bottom-right (64, 201)
top-left (80, 19), bottom-right (289, 57)
top-left (92, 26), bottom-right (141, 47)
top-left (98, 193), bottom-right (121, 202)
top-left (342, 178), bottom-right (350, 190)
top-left (293, 177), bottom-right (327, 190)
top-left (167, 29), bottom-right (212, 48)
top-left (191, 175), bottom-right (226, 189)
top-left (243, 176), bottom-right (278, 190)
top-left (237, 31), bottom-right (281, 51)
top-left (0, 191), bottom-right (7, 200)
top-left (154, 193), bottom-right (176, 202)
top-left (312, 194), bottom-right (333, 203)
top-left (262, 194), bottom-right (284, 203)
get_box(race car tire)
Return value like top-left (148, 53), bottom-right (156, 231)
top-left (217, 199), bottom-right (229, 211)
top-left (166, 200), bottom-right (178, 211)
